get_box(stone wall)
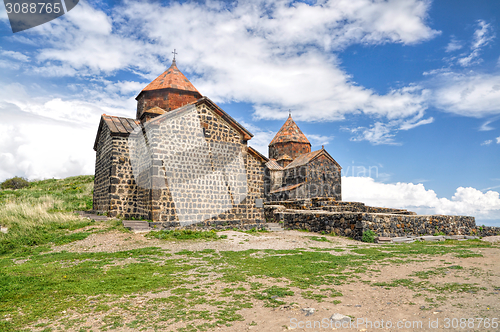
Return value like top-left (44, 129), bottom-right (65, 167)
top-left (269, 141), bottom-right (311, 160)
top-left (136, 88), bottom-right (201, 120)
top-left (305, 155), bottom-right (341, 201)
top-left (264, 202), bottom-right (500, 240)
top-left (93, 100), bottom-right (266, 225)
top-left (278, 210), bottom-right (478, 240)
top-left (93, 124), bottom-right (112, 213)
top-left (266, 198), bottom-right (414, 214)
top-left (109, 135), bottom-right (150, 220)
top-left (477, 226), bottom-right (500, 237)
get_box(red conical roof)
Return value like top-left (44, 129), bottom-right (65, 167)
top-left (269, 115), bottom-right (310, 145)
top-left (141, 60), bottom-right (200, 94)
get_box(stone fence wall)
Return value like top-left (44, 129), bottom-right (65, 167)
top-left (477, 226), bottom-right (500, 237)
top-left (265, 204), bottom-right (500, 240)
top-left (266, 198), bottom-right (415, 215)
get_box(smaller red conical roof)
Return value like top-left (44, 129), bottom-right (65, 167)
top-left (269, 115), bottom-right (310, 145)
top-left (140, 60), bottom-right (201, 94)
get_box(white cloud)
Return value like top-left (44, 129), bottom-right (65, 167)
top-left (0, 0), bottom-right (443, 181)
top-left (362, 85), bottom-right (429, 119)
top-left (16, 0), bottom-right (435, 124)
top-left (342, 176), bottom-right (500, 222)
top-left (30, 1), bottom-right (165, 77)
top-left (0, 103), bottom-right (96, 181)
top-left (0, 59), bottom-right (21, 70)
top-left (457, 20), bottom-right (495, 67)
top-left (445, 36), bottom-right (463, 52)
top-left (0, 81), bottom-right (140, 182)
top-left (348, 110), bottom-right (433, 145)
top-left (350, 122), bottom-right (400, 145)
top-left (306, 134), bottom-right (333, 147)
top-left (1, 50), bottom-right (30, 62)
top-left (481, 140), bottom-right (493, 146)
top-left (399, 115), bottom-right (434, 130)
top-left (239, 121), bottom-right (274, 158)
top-left (480, 119), bottom-right (496, 131)
top-left (497, 136), bottom-right (500, 144)
top-left (430, 72), bottom-right (500, 117)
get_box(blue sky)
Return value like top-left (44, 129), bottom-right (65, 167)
top-left (0, 0), bottom-right (499, 225)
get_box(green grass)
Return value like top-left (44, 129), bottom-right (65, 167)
top-left (0, 176), bottom-right (95, 255)
top-left (0, 175), bottom-right (94, 211)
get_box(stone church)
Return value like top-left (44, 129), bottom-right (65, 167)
top-left (265, 115), bottom-right (341, 201)
top-left (92, 60), bottom-right (342, 226)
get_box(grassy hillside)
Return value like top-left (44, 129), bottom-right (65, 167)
top-left (0, 175), bottom-right (95, 255)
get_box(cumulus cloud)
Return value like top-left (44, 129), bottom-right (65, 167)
top-left (342, 177), bottom-right (500, 223)
top-left (0, 0), bottom-right (445, 182)
top-left (18, 0), bottom-right (436, 125)
top-left (430, 72), bottom-right (500, 117)
top-left (0, 80), bottom-right (139, 182)
top-left (0, 102), bottom-right (96, 181)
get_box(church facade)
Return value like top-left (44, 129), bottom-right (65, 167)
top-left (265, 115), bottom-right (342, 201)
top-left (92, 60), bottom-right (342, 225)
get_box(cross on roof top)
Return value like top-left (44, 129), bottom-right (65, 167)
top-left (172, 49), bottom-right (178, 61)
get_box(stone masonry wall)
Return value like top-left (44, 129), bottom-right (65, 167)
top-left (305, 155), bottom-right (341, 200)
top-left (93, 124), bottom-right (112, 213)
top-left (266, 198), bottom-right (415, 214)
top-left (269, 141), bottom-right (311, 160)
top-left (123, 102), bottom-right (266, 224)
top-left (136, 89), bottom-right (200, 119)
top-left (94, 101), bottom-right (266, 225)
top-left (274, 209), bottom-right (479, 240)
top-left (245, 149), bottom-right (266, 221)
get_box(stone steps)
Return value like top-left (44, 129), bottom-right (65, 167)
top-left (265, 222), bottom-right (284, 232)
top-left (122, 220), bottom-right (151, 232)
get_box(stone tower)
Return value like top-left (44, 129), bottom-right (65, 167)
top-left (135, 59), bottom-right (203, 123)
top-left (268, 115), bottom-right (311, 161)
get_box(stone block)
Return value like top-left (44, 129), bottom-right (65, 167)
top-left (392, 237), bottom-right (415, 243)
top-left (419, 235), bottom-right (444, 241)
top-left (444, 235), bottom-right (464, 240)
top-left (375, 236), bottom-right (392, 243)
